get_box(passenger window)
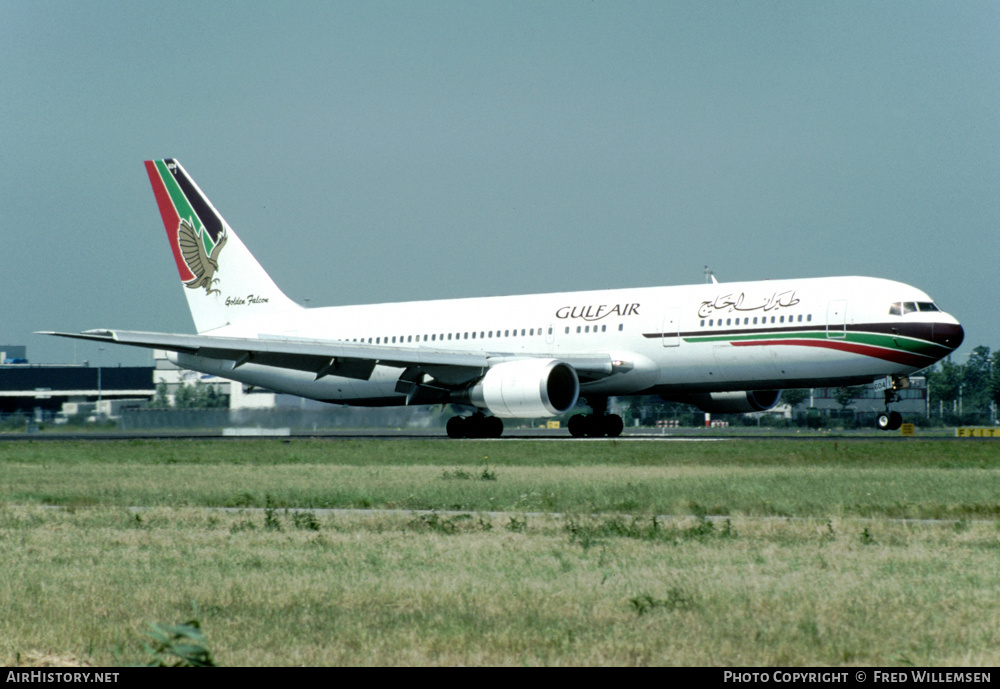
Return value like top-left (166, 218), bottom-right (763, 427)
top-left (618, 324), bottom-right (623, 331)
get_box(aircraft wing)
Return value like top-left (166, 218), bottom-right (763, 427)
top-left (39, 329), bottom-right (615, 384)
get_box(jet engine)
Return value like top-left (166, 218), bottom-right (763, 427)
top-left (681, 390), bottom-right (782, 414)
top-left (465, 359), bottom-right (580, 418)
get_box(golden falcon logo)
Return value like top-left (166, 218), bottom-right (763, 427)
top-left (178, 218), bottom-right (228, 296)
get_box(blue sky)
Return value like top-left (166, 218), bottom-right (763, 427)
top-left (3, 1), bottom-right (998, 367)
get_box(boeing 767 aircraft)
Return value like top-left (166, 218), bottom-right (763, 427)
top-left (44, 160), bottom-right (964, 437)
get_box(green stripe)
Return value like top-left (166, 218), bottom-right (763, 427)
top-left (683, 330), bottom-right (949, 359)
top-left (845, 331), bottom-right (948, 358)
top-left (684, 331), bottom-right (829, 345)
top-left (154, 160), bottom-right (211, 246)
top-left (154, 161), bottom-right (194, 224)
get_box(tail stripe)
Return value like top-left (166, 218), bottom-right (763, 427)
top-left (163, 160), bottom-right (226, 244)
top-left (147, 160), bottom-right (230, 285)
top-left (144, 160), bottom-right (191, 282)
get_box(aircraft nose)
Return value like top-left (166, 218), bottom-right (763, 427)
top-left (933, 322), bottom-right (964, 350)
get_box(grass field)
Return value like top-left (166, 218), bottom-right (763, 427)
top-left (2, 438), bottom-right (999, 666)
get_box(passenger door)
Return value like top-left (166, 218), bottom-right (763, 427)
top-left (661, 307), bottom-right (680, 347)
top-left (826, 300), bottom-right (847, 339)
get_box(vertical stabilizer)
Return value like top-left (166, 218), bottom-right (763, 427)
top-left (145, 159), bottom-right (301, 333)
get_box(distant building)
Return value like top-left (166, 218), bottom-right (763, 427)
top-left (1, 347), bottom-right (438, 430)
top-left (0, 345), bottom-right (27, 364)
top-left (0, 345), bottom-right (154, 419)
top-left (150, 349), bottom-right (231, 406)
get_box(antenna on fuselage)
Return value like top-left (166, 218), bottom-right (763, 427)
top-left (704, 266), bottom-right (718, 284)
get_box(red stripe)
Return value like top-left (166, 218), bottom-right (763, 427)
top-left (144, 161), bottom-right (193, 282)
top-left (730, 338), bottom-right (934, 368)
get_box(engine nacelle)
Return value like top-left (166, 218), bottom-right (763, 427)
top-left (684, 390), bottom-right (782, 414)
top-left (466, 359), bottom-right (579, 418)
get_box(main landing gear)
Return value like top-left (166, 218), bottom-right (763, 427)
top-left (446, 413), bottom-right (504, 439)
top-left (568, 397), bottom-right (624, 438)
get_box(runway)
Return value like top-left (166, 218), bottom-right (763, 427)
top-left (0, 428), bottom-right (976, 441)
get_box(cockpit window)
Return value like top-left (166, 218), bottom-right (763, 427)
top-left (891, 301), bottom-right (940, 315)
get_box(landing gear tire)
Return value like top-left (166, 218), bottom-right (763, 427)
top-left (446, 414), bottom-right (504, 438)
top-left (568, 413), bottom-right (624, 438)
top-left (484, 415), bottom-right (504, 438)
top-left (446, 416), bottom-right (467, 439)
top-left (604, 413), bottom-right (625, 438)
top-left (876, 411), bottom-right (903, 431)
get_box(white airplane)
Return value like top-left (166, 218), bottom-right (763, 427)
top-left (44, 159), bottom-right (964, 437)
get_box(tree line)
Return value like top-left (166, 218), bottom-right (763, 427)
top-left (151, 379), bottom-right (228, 409)
top-left (923, 345), bottom-right (1000, 424)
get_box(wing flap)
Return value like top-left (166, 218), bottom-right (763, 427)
top-left (39, 329), bottom-right (616, 384)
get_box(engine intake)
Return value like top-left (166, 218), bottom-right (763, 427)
top-left (465, 359), bottom-right (580, 418)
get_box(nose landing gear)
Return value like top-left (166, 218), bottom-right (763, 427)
top-left (875, 378), bottom-right (907, 431)
top-left (876, 409), bottom-right (903, 431)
